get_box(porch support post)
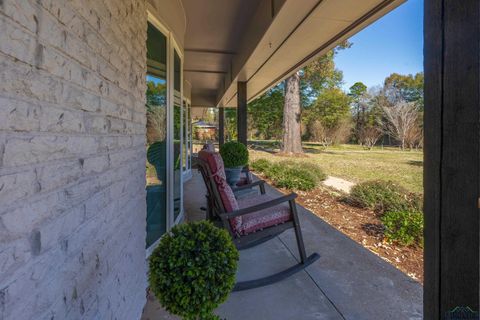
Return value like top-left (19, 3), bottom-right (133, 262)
top-left (237, 81), bottom-right (247, 145)
top-left (424, 0), bottom-right (479, 318)
top-left (218, 107), bottom-right (225, 146)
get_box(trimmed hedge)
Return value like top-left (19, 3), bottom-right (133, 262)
top-left (381, 210), bottom-right (424, 246)
top-left (349, 180), bottom-right (422, 214)
top-left (149, 221), bottom-right (239, 320)
top-left (250, 158), bottom-right (326, 191)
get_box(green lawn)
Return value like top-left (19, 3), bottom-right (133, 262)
top-left (249, 142), bottom-right (423, 193)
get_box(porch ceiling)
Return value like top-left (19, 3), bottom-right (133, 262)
top-left (182, 0), bottom-right (405, 108)
top-left (182, 0), bottom-right (262, 107)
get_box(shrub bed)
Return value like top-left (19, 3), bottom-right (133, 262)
top-left (349, 180), bottom-right (424, 247)
top-left (250, 158), bottom-right (326, 191)
top-left (280, 160), bottom-right (327, 181)
top-left (350, 180), bottom-right (422, 213)
top-left (250, 158), bottom-right (271, 172)
top-left (381, 210), bottom-right (424, 246)
top-left (268, 163), bottom-right (316, 190)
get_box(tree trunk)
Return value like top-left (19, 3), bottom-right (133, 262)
top-left (281, 72), bottom-right (303, 154)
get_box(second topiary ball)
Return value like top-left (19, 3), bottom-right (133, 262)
top-left (219, 141), bottom-right (249, 168)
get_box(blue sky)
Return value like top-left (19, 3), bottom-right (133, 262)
top-left (335, 0), bottom-right (423, 91)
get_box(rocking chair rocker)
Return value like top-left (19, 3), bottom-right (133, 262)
top-left (195, 150), bottom-right (320, 291)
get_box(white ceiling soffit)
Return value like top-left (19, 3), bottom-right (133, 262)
top-left (181, 0), bottom-right (265, 108)
top-left (218, 0), bottom-right (406, 108)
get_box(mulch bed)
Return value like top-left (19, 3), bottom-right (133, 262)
top-left (257, 174), bottom-right (424, 283)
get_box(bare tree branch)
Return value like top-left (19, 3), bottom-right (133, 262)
top-left (378, 101), bottom-right (419, 150)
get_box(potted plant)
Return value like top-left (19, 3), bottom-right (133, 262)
top-left (149, 221), bottom-right (239, 320)
top-left (219, 141), bottom-right (249, 187)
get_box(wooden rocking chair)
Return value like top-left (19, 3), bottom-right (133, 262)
top-left (195, 150), bottom-right (320, 291)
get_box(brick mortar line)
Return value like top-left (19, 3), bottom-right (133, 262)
top-left (0, 143), bottom-right (146, 175)
top-left (0, 10), bottom-right (147, 96)
top-left (0, 130), bottom-right (145, 140)
top-left (0, 156), bottom-right (146, 217)
top-left (0, 121), bottom-right (148, 136)
top-left (0, 192), bottom-right (145, 291)
top-left (56, 0), bottom-right (147, 65)
top-left (0, 49), bottom-right (145, 114)
top-left (0, 119), bottom-right (147, 137)
top-left (40, 0), bottom-right (148, 78)
top-left (0, 95), bottom-right (147, 130)
top-left (1, 181), bottom-right (145, 252)
top-left (0, 1), bottom-right (148, 318)
top-left (0, 24), bottom-right (146, 105)
top-left (0, 52), bottom-right (145, 121)
top-left (0, 2), bottom-right (147, 88)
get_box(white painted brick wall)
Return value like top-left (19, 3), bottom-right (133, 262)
top-left (0, 0), bottom-right (148, 319)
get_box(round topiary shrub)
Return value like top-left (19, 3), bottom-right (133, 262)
top-left (219, 141), bottom-right (249, 168)
top-left (149, 221), bottom-right (239, 320)
top-left (350, 180), bottom-right (421, 214)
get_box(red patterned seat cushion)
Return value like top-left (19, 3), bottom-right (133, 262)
top-left (198, 150), bottom-right (241, 230)
top-left (236, 195), bottom-right (292, 235)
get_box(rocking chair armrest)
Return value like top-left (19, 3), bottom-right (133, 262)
top-left (232, 179), bottom-right (265, 191)
top-left (221, 193), bottom-right (298, 219)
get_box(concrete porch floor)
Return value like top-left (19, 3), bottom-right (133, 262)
top-left (142, 171), bottom-right (423, 320)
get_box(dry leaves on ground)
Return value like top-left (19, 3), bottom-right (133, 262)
top-left (257, 173), bottom-right (424, 283)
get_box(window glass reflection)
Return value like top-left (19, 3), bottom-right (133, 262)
top-left (145, 23), bottom-right (167, 247)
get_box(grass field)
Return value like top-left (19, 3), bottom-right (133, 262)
top-left (249, 142), bottom-right (423, 193)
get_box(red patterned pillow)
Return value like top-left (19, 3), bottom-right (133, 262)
top-left (216, 175), bottom-right (242, 232)
top-left (198, 150), bottom-right (226, 180)
top-left (198, 150), bottom-right (241, 231)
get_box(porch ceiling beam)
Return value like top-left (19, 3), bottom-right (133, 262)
top-left (185, 48), bottom-right (237, 55)
top-left (251, 0), bottom-right (400, 101)
top-left (191, 93), bottom-right (217, 108)
top-left (184, 69), bottom-right (228, 74)
top-left (216, 0), bottom-right (282, 107)
top-left (215, 0), bottom-right (405, 108)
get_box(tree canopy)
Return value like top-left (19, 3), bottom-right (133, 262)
top-left (247, 42), bottom-right (351, 140)
top-left (248, 86), bottom-right (284, 139)
top-left (301, 41), bottom-right (351, 105)
top-left (349, 82), bottom-right (367, 101)
top-left (305, 87), bottom-right (351, 128)
top-left (384, 72), bottom-right (424, 107)
top-left (244, 45), bottom-right (424, 150)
